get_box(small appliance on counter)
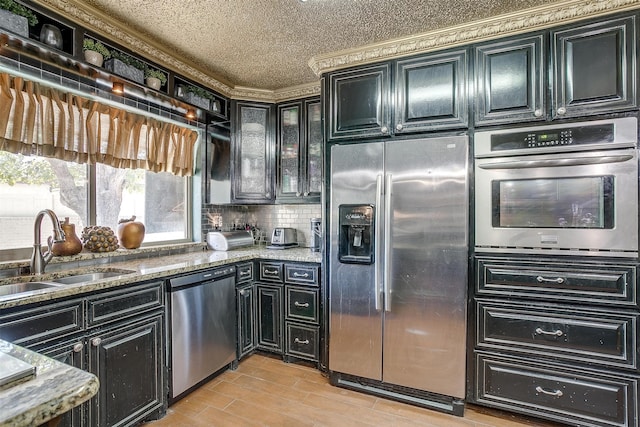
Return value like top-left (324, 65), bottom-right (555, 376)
top-left (267, 227), bottom-right (298, 249)
top-left (207, 230), bottom-right (254, 251)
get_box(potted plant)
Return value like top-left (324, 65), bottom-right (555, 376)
top-left (144, 67), bottom-right (167, 90)
top-left (0, 0), bottom-right (38, 38)
top-left (179, 84), bottom-right (213, 111)
top-left (105, 50), bottom-right (145, 84)
top-left (83, 38), bottom-right (110, 67)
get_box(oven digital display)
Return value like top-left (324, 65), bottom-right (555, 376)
top-left (492, 176), bottom-right (614, 229)
top-left (537, 133), bottom-right (558, 141)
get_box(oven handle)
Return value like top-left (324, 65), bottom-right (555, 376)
top-left (478, 154), bottom-right (634, 170)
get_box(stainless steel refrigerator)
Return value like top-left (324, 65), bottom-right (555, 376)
top-left (328, 135), bottom-right (468, 415)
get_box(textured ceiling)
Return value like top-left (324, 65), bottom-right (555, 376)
top-left (82, 0), bottom-right (559, 91)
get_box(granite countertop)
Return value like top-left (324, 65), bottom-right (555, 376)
top-left (0, 246), bottom-right (322, 310)
top-left (0, 339), bottom-right (99, 427)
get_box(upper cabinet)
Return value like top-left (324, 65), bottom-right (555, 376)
top-left (231, 100), bottom-right (276, 203)
top-left (474, 14), bottom-right (637, 126)
top-left (552, 14), bottom-right (637, 119)
top-left (395, 50), bottom-right (468, 133)
top-left (326, 49), bottom-right (469, 143)
top-left (474, 34), bottom-right (546, 125)
top-left (327, 64), bottom-right (391, 141)
top-left (277, 97), bottom-right (322, 203)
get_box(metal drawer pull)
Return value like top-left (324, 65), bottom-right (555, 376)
top-left (293, 272), bottom-right (310, 278)
top-left (294, 338), bottom-right (309, 345)
top-left (294, 301), bottom-right (310, 308)
top-left (535, 386), bottom-right (563, 397)
top-left (240, 271), bottom-right (250, 276)
top-left (264, 269), bottom-right (279, 274)
top-left (536, 276), bottom-right (565, 284)
top-left (535, 328), bottom-right (564, 337)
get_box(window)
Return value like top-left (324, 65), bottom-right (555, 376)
top-left (0, 150), bottom-right (190, 254)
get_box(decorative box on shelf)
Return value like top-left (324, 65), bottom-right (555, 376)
top-left (0, 9), bottom-right (28, 38)
top-left (104, 58), bottom-right (144, 84)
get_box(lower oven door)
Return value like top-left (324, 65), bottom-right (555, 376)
top-left (475, 148), bottom-right (638, 257)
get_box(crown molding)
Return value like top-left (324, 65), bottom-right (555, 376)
top-left (33, 0), bottom-right (639, 102)
top-left (309, 0), bottom-right (640, 76)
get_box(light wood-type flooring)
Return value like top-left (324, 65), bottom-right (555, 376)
top-left (143, 353), bottom-right (562, 427)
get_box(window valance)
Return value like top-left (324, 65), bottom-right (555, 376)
top-left (0, 73), bottom-right (198, 176)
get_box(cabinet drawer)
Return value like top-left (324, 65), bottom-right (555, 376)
top-left (476, 257), bottom-right (637, 307)
top-left (286, 287), bottom-right (319, 323)
top-left (236, 263), bottom-right (254, 283)
top-left (286, 322), bottom-right (319, 361)
top-left (86, 281), bottom-right (163, 327)
top-left (476, 300), bottom-right (638, 370)
top-left (475, 352), bottom-right (638, 427)
top-left (0, 300), bottom-right (83, 347)
top-left (259, 262), bottom-right (283, 282)
top-left (284, 264), bottom-right (319, 286)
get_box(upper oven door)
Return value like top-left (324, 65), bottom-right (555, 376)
top-left (475, 148), bottom-right (639, 257)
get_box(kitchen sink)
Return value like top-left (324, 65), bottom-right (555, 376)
top-left (0, 281), bottom-right (63, 298)
top-left (51, 269), bottom-right (136, 285)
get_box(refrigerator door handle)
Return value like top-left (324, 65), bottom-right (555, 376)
top-left (384, 173), bottom-right (392, 312)
top-left (375, 174), bottom-right (383, 311)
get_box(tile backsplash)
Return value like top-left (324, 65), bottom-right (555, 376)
top-left (202, 204), bottom-right (322, 247)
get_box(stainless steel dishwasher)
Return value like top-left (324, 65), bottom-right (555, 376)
top-left (166, 265), bottom-right (236, 400)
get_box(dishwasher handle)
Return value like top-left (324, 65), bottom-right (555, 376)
top-left (168, 266), bottom-right (236, 290)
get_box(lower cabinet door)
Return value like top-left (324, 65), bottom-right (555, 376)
top-left (37, 338), bottom-right (86, 427)
top-left (237, 284), bottom-right (256, 358)
top-left (475, 352), bottom-right (638, 427)
top-left (88, 313), bottom-right (165, 427)
top-left (256, 284), bottom-right (283, 352)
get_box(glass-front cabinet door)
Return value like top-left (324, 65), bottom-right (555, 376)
top-left (305, 99), bottom-right (322, 199)
top-left (276, 97), bottom-right (321, 203)
top-left (232, 101), bottom-right (275, 203)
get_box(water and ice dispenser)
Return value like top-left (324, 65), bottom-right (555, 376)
top-left (338, 204), bottom-right (375, 264)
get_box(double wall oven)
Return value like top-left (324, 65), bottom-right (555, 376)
top-left (474, 117), bottom-right (638, 258)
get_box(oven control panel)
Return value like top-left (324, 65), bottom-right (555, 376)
top-left (473, 117), bottom-right (637, 158)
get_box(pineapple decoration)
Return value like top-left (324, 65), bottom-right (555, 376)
top-left (81, 226), bottom-right (119, 252)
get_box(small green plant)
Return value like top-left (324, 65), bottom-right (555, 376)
top-left (110, 50), bottom-right (145, 70)
top-left (184, 84), bottom-right (215, 101)
top-left (0, 0), bottom-right (38, 26)
top-left (83, 38), bottom-right (111, 60)
top-left (144, 67), bottom-right (167, 85)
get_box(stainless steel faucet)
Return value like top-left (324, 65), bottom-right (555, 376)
top-left (30, 209), bottom-right (66, 275)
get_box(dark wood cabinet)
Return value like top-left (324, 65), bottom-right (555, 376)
top-left (276, 97), bottom-right (322, 203)
top-left (231, 100), bottom-right (276, 203)
top-left (256, 283), bottom-right (283, 352)
top-left (552, 14), bottom-right (637, 119)
top-left (474, 34), bottom-right (546, 125)
top-left (0, 280), bottom-right (166, 427)
top-left (395, 49), bottom-right (468, 132)
top-left (471, 255), bottom-right (640, 426)
top-left (327, 63), bottom-right (391, 141)
top-left (474, 14), bottom-right (637, 125)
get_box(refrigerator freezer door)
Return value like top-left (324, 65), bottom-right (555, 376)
top-left (382, 136), bottom-right (468, 398)
top-left (329, 142), bottom-right (384, 380)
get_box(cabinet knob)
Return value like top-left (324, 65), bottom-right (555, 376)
top-left (381, 126), bottom-right (389, 134)
top-left (534, 109), bottom-right (543, 117)
top-left (239, 289), bottom-right (246, 296)
top-left (556, 107), bottom-right (566, 115)
top-left (91, 337), bottom-right (102, 347)
top-left (303, 192), bottom-right (309, 196)
top-left (296, 192), bottom-right (301, 197)
top-left (73, 342), bottom-right (84, 353)
top-left (396, 123), bottom-right (403, 131)
top-left (265, 192), bottom-right (271, 198)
